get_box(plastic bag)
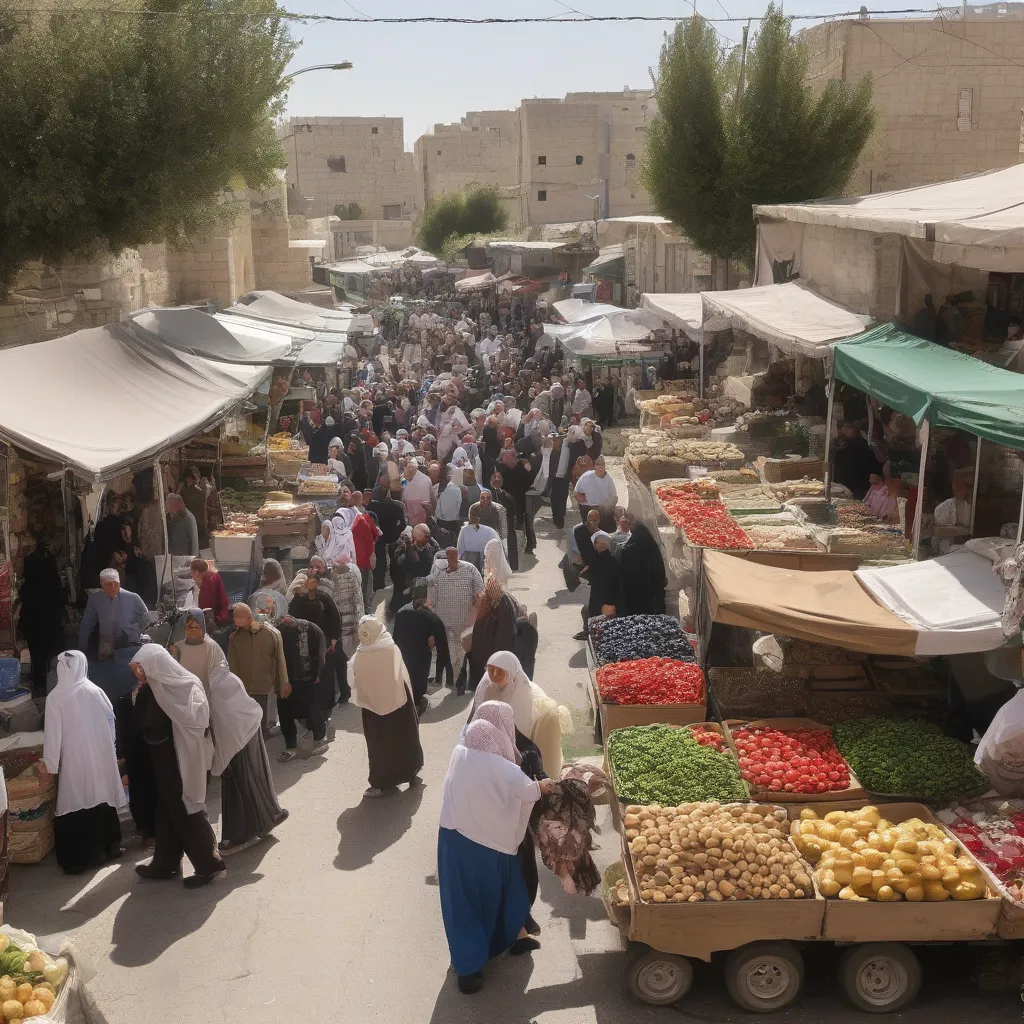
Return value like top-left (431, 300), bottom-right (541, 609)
top-left (976, 687), bottom-right (1024, 796)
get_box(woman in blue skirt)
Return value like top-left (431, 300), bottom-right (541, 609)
top-left (438, 718), bottom-right (552, 994)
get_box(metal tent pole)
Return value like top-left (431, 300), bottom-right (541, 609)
top-left (1017, 469), bottom-right (1024, 545)
top-left (155, 459), bottom-right (171, 607)
top-left (911, 421), bottom-right (930, 559)
top-left (969, 437), bottom-right (982, 536)
top-left (823, 360), bottom-right (836, 504)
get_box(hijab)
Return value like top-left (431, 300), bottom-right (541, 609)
top-left (483, 537), bottom-right (512, 586)
top-left (322, 513), bottom-right (357, 564)
top-left (51, 649), bottom-right (89, 698)
top-left (349, 615), bottom-right (412, 718)
top-left (131, 644), bottom-right (212, 811)
top-left (464, 719), bottom-right (517, 763)
top-left (468, 701), bottom-right (519, 763)
top-left (472, 651), bottom-right (536, 734)
top-left (207, 662), bottom-right (263, 776)
top-left (261, 558), bottom-right (289, 596)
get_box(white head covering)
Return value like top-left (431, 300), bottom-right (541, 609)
top-left (328, 436), bottom-right (344, 449)
top-left (130, 644), bottom-right (212, 811)
top-left (322, 513), bottom-right (358, 564)
top-left (52, 649), bottom-right (89, 694)
top-left (349, 615), bottom-right (412, 718)
top-left (450, 446), bottom-right (469, 467)
top-left (472, 651), bottom-right (535, 734)
top-left (470, 700), bottom-right (520, 764)
top-left (592, 530), bottom-right (612, 548)
top-left (207, 662), bottom-right (263, 776)
top-left (99, 568), bottom-right (120, 583)
top-left (483, 537), bottom-right (512, 587)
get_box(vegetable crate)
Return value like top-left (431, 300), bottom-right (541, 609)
top-left (588, 664), bottom-right (707, 737)
top-left (721, 719), bottom-right (868, 804)
top-left (619, 805), bottom-right (826, 963)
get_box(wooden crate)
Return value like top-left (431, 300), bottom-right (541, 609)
top-left (787, 801), bottom-right (1003, 943)
top-left (722, 718), bottom-right (867, 804)
top-left (621, 806), bottom-right (826, 962)
top-left (588, 660), bottom-right (707, 735)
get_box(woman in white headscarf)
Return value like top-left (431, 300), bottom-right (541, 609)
top-left (350, 615), bottom-right (424, 798)
top-left (320, 510), bottom-right (358, 566)
top-left (471, 651), bottom-right (572, 778)
top-left (43, 650), bottom-right (127, 874)
top-left (129, 644), bottom-right (226, 887)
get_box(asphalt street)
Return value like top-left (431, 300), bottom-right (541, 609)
top-left (10, 459), bottom-right (1024, 1023)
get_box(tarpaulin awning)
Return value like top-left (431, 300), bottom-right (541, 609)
top-left (703, 549), bottom-right (1007, 656)
top-left (132, 308), bottom-right (293, 364)
top-left (0, 324), bottom-right (269, 480)
top-left (231, 291), bottom-right (356, 330)
top-left (641, 293), bottom-right (704, 344)
top-left (553, 298), bottom-right (623, 324)
top-left (700, 282), bottom-right (873, 358)
top-left (833, 322), bottom-right (1024, 448)
top-left (455, 271), bottom-right (496, 293)
top-left (546, 308), bottom-right (666, 359)
top-left (584, 245), bottom-right (624, 277)
top-left (754, 163), bottom-right (1024, 248)
top-left (703, 550), bottom-right (917, 655)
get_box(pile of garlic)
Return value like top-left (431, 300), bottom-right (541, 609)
top-left (791, 805), bottom-right (987, 902)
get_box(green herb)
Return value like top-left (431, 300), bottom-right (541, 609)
top-left (608, 725), bottom-right (747, 805)
top-left (833, 717), bottom-right (987, 804)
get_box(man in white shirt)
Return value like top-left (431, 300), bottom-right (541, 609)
top-left (574, 455), bottom-right (618, 531)
top-left (401, 460), bottom-right (433, 528)
top-left (427, 548), bottom-right (483, 693)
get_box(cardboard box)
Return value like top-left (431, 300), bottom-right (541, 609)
top-left (788, 801), bottom-right (1002, 943)
top-left (588, 662), bottom-right (707, 734)
top-left (621, 804), bottom-right (825, 961)
top-left (722, 718), bottom-right (867, 804)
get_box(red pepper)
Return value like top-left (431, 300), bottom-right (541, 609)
top-left (596, 657), bottom-right (705, 706)
top-left (655, 490), bottom-right (753, 550)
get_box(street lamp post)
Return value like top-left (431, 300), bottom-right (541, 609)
top-left (281, 62), bottom-right (353, 206)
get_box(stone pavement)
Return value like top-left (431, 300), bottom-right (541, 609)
top-left (9, 459), bottom-right (1022, 1023)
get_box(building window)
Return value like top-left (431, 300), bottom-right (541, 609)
top-left (437, 149), bottom-right (442, 156)
top-left (537, 155), bottom-right (546, 166)
top-left (538, 190), bottom-right (547, 202)
top-left (327, 156), bottom-right (346, 172)
top-left (626, 153), bottom-right (636, 168)
top-left (382, 204), bottom-right (403, 221)
top-left (371, 126), bottom-right (378, 134)
top-left (576, 155), bottom-right (584, 165)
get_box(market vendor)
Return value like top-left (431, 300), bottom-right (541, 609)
top-left (79, 569), bottom-right (150, 661)
top-left (832, 422), bottom-right (886, 500)
top-left (863, 473), bottom-right (898, 523)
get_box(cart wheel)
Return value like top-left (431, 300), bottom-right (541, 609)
top-left (625, 945), bottom-right (694, 1005)
top-left (839, 943), bottom-right (922, 1013)
top-left (724, 941), bottom-right (804, 1012)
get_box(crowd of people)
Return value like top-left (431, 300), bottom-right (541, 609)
top-left (33, 295), bottom-right (670, 994)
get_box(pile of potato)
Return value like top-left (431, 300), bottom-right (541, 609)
top-left (625, 802), bottom-right (814, 904)
top-left (791, 806), bottom-right (987, 902)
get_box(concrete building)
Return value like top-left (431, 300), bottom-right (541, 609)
top-left (801, 14), bottom-right (1024, 195)
top-left (282, 116), bottom-right (417, 223)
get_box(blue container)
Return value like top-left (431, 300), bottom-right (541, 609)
top-left (0, 659), bottom-right (25, 700)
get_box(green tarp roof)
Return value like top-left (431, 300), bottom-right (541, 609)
top-left (834, 323), bottom-right (1024, 449)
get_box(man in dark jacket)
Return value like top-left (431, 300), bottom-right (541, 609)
top-left (391, 581), bottom-right (451, 713)
top-left (368, 486), bottom-right (407, 591)
top-left (388, 524), bottom-right (438, 615)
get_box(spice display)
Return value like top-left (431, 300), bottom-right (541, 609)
top-left (655, 491), bottom-right (753, 550)
top-left (625, 802), bottom-right (814, 903)
top-left (804, 690), bottom-right (893, 724)
top-left (297, 478), bottom-right (340, 496)
top-left (596, 658), bottom-right (704, 706)
top-left (833, 718), bottom-right (988, 803)
top-left (708, 667), bottom-right (807, 718)
top-left (219, 489), bottom-right (268, 515)
top-left (595, 615), bottom-right (696, 665)
top-left (657, 477), bottom-right (721, 500)
top-left (609, 725), bottom-right (747, 805)
top-left (741, 523), bottom-right (822, 551)
top-left (792, 805), bottom-right (987, 902)
top-left (257, 500), bottom-right (315, 520)
top-left (212, 511), bottom-right (260, 536)
top-left (944, 801), bottom-right (1024, 900)
top-left (732, 725), bottom-right (851, 794)
top-left (629, 439), bottom-right (745, 464)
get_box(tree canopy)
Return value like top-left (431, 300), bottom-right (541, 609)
top-left (0, 0), bottom-right (296, 295)
top-left (416, 183), bottom-right (509, 259)
top-left (641, 6), bottom-right (876, 264)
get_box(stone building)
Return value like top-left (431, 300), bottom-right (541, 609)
top-left (282, 116), bottom-right (417, 223)
top-left (801, 13), bottom-right (1024, 195)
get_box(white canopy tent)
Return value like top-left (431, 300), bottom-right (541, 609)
top-left (230, 290), bottom-right (356, 329)
top-left (546, 307), bottom-right (666, 359)
top-left (552, 298), bottom-right (623, 324)
top-left (0, 324), bottom-right (269, 480)
top-left (641, 293), bottom-right (704, 344)
top-left (132, 307), bottom-right (293, 364)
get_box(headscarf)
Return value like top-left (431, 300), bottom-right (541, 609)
top-left (464, 719), bottom-right (517, 763)
top-left (592, 530), bottom-right (612, 548)
top-left (469, 701), bottom-right (520, 763)
top-left (309, 410), bottom-right (322, 427)
top-left (450, 446), bottom-right (469, 467)
top-left (472, 651), bottom-right (535, 734)
top-left (349, 615), bottom-right (412, 718)
top-left (207, 662), bottom-right (263, 776)
top-left (185, 608), bottom-right (206, 633)
top-left (51, 649), bottom-right (89, 697)
top-left (260, 558), bottom-right (288, 596)
top-left (322, 513), bottom-right (357, 564)
top-left (249, 588), bottom-right (289, 625)
top-left (130, 644), bottom-right (212, 811)
top-left (483, 537), bottom-right (512, 586)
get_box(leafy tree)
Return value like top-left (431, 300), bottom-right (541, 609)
top-left (416, 183), bottom-right (508, 257)
top-left (0, 0), bottom-right (296, 295)
top-left (641, 6), bottom-right (876, 264)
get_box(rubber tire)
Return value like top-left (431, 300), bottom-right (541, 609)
top-left (838, 943), bottom-right (922, 1013)
top-left (724, 941), bottom-right (805, 1013)
top-left (625, 945), bottom-right (694, 1006)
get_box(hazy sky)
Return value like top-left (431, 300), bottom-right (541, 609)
top-left (282, 0), bottom-right (928, 149)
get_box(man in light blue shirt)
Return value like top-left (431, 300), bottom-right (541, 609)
top-left (78, 569), bottom-right (149, 659)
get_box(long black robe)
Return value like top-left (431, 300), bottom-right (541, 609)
top-left (619, 523), bottom-right (667, 616)
top-left (392, 604), bottom-right (450, 701)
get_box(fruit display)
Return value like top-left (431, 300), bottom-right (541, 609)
top-left (0, 933), bottom-right (68, 1021)
top-left (212, 511), bottom-right (260, 537)
top-left (625, 802), bottom-right (814, 903)
top-left (654, 477), bottom-right (720, 500)
top-left (608, 725), bottom-right (747, 805)
top-left (654, 492), bottom-right (753, 550)
top-left (731, 725), bottom-right (852, 795)
top-left (792, 805), bottom-right (988, 902)
top-left (593, 615), bottom-right (696, 665)
top-left (944, 801), bottom-right (1024, 900)
top-left (833, 718), bottom-right (987, 804)
top-left (596, 658), bottom-right (704, 706)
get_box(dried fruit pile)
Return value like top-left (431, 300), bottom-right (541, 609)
top-left (594, 615), bottom-right (696, 665)
top-left (655, 490), bottom-right (753, 550)
top-left (732, 725), bottom-right (851, 795)
top-left (625, 802), bottom-right (814, 903)
top-left (945, 802), bottom-right (1024, 900)
top-left (596, 658), bottom-right (704, 706)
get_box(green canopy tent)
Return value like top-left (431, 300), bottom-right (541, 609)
top-left (828, 323), bottom-right (1024, 553)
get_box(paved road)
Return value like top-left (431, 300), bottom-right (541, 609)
top-left (11, 460), bottom-right (1023, 1022)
